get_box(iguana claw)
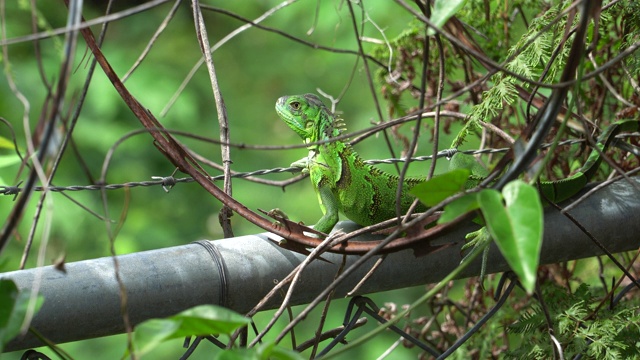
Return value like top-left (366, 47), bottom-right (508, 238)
top-left (461, 227), bottom-right (492, 252)
top-left (291, 158), bottom-right (310, 175)
top-left (265, 208), bottom-right (290, 228)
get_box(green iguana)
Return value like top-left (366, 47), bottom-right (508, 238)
top-left (276, 93), bottom-right (638, 236)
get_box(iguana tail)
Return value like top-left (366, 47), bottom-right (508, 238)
top-left (540, 120), bottom-right (639, 203)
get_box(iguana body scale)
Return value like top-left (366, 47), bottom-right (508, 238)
top-left (276, 93), bottom-right (638, 235)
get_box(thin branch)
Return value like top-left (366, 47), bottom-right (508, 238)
top-left (191, 0), bottom-right (234, 237)
top-left (123, 0), bottom-right (183, 82)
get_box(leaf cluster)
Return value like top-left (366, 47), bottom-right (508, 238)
top-left (506, 283), bottom-right (640, 359)
top-left (453, 3), bottom-right (566, 148)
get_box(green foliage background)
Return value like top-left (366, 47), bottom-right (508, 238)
top-left (1, 0), bottom-right (639, 359)
top-left (0, 1), bottom-right (424, 263)
top-left (0, 2), bottom-right (438, 359)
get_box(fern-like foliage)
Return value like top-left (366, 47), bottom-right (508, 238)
top-left (505, 283), bottom-right (640, 359)
top-left (619, 0), bottom-right (640, 78)
top-left (506, 304), bottom-right (545, 335)
top-left (451, 3), bottom-right (566, 148)
top-left (361, 0), bottom-right (640, 358)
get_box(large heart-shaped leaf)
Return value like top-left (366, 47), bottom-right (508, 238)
top-left (478, 180), bottom-right (543, 293)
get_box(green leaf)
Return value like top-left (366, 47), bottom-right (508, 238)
top-left (172, 305), bottom-right (249, 335)
top-left (213, 342), bottom-right (304, 360)
top-left (213, 349), bottom-right (257, 360)
top-left (428, 0), bottom-right (467, 36)
top-left (448, 152), bottom-right (489, 178)
top-left (438, 193), bottom-right (479, 224)
top-left (0, 153), bottom-right (21, 185)
top-left (263, 343), bottom-right (304, 360)
top-left (133, 305), bottom-right (250, 357)
top-left (133, 319), bottom-right (181, 357)
top-left (0, 154), bottom-right (22, 168)
top-left (478, 180), bottom-right (543, 293)
top-left (409, 168), bottom-right (470, 206)
top-left (0, 279), bottom-right (44, 352)
top-left (0, 136), bottom-right (16, 150)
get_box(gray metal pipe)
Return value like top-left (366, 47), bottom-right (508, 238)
top-left (3, 177), bottom-right (640, 351)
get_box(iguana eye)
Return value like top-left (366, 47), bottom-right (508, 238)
top-left (290, 101), bottom-right (301, 110)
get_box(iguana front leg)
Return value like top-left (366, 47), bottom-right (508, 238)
top-left (267, 185), bottom-right (337, 237)
top-left (291, 157), bottom-right (310, 175)
top-left (314, 184), bottom-right (340, 235)
top-left (292, 153), bottom-right (339, 235)
top-left (265, 157), bottom-right (309, 227)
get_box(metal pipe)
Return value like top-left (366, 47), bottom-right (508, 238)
top-left (3, 177), bottom-right (640, 351)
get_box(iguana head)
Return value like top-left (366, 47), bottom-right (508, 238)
top-left (276, 94), bottom-right (342, 144)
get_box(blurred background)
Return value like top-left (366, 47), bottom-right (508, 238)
top-left (1, 1), bottom-right (639, 359)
